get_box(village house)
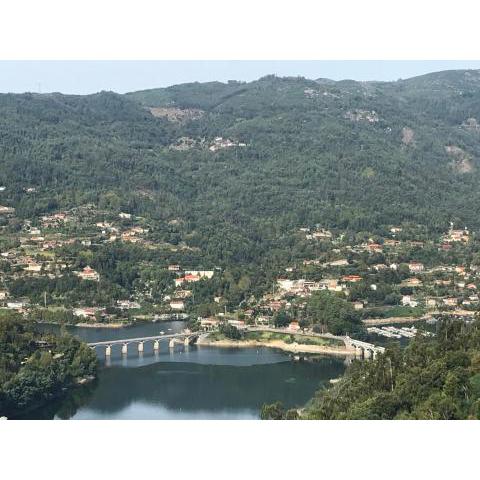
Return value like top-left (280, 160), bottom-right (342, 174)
top-left (402, 277), bottom-right (423, 287)
top-left (170, 299), bottom-right (185, 310)
top-left (455, 266), bottom-right (466, 275)
top-left (277, 278), bottom-right (295, 291)
top-left (73, 307), bottom-right (102, 319)
top-left (255, 315), bottom-right (272, 326)
top-left (425, 297), bottom-right (439, 308)
top-left (409, 262), bottom-right (425, 273)
top-left (200, 317), bottom-right (220, 330)
top-left (328, 259), bottom-right (349, 267)
top-left (24, 262), bottom-right (42, 273)
top-left (312, 229), bottom-right (333, 240)
top-left (384, 239), bottom-right (400, 247)
top-left (352, 301), bottom-right (364, 310)
top-left (7, 300), bottom-right (27, 311)
top-left (0, 289), bottom-right (9, 300)
top-left (288, 321), bottom-right (301, 332)
top-left (30, 236), bottom-right (45, 243)
top-left (445, 225), bottom-right (469, 243)
top-left (402, 295), bottom-right (418, 308)
top-left (175, 273), bottom-right (201, 287)
top-left (367, 243), bottom-right (383, 253)
top-left (227, 319), bottom-right (246, 329)
top-left (0, 205), bottom-right (15, 215)
top-left (117, 300), bottom-right (141, 310)
top-left (410, 241), bottom-right (424, 248)
top-left (267, 300), bottom-right (285, 312)
top-left (303, 259), bottom-right (321, 266)
top-left (304, 281), bottom-right (321, 292)
top-left (209, 137), bottom-right (246, 152)
top-left (168, 264), bottom-right (181, 271)
top-left (42, 240), bottom-right (58, 250)
top-left (342, 274), bottom-right (362, 283)
top-left (319, 278), bottom-right (342, 292)
top-left (176, 290), bottom-right (193, 299)
top-left (443, 297), bottom-right (458, 307)
top-left (76, 266), bottom-right (100, 282)
top-left (185, 270), bottom-right (214, 279)
top-left (119, 212), bottom-right (132, 219)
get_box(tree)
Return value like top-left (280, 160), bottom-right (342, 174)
top-left (260, 402), bottom-right (285, 420)
top-left (305, 291), bottom-right (362, 335)
top-left (218, 322), bottom-right (241, 340)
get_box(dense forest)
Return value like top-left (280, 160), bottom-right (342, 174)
top-left (3, 70), bottom-right (480, 272)
top-left (0, 314), bottom-right (98, 418)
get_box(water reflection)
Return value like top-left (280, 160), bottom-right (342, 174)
top-left (69, 355), bottom-right (343, 420)
top-left (29, 322), bottom-right (347, 420)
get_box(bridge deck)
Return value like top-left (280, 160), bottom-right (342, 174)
top-left (88, 332), bottom-right (189, 347)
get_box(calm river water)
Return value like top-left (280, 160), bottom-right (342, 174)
top-left (25, 321), bottom-right (346, 420)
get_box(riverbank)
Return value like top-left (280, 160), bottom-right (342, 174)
top-left (197, 334), bottom-right (354, 356)
top-left (74, 322), bottom-right (132, 329)
top-left (362, 315), bottom-right (428, 326)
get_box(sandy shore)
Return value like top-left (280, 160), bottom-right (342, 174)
top-left (74, 322), bottom-right (131, 329)
top-left (197, 335), bottom-right (354, 356)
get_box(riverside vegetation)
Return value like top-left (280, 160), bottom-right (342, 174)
top-left (261, 319), bottom-right (480, 419)
top-left (0, 313), bottom-right (98, 418)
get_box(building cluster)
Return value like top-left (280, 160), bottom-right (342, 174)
top-left (208, 137), bottom-right (247, 152)
top-left (1, 192), bottom-right (479, 332)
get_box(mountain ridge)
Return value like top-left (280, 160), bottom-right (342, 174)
top-left (1, 68), bottom-right (480, 267)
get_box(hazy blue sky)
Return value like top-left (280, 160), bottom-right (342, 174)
top-left (1, 60), bottom-right (480, 95)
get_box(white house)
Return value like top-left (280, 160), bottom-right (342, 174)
top-left (170, 299), bottom-right (185, 310)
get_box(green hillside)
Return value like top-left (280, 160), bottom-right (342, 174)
top-left (2, 70), bottom-right (480, 268)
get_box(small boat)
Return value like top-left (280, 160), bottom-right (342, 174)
top-left (160, 331), bottom-right (165, 335)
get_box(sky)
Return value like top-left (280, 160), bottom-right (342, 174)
top-left (1, 60), bottom-right (480, 95)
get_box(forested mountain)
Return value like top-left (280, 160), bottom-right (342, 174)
top-left (2, 69), bottom-right (480, 268)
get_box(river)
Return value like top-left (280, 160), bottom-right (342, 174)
top-left (24, 321), bottom-right (347, 420)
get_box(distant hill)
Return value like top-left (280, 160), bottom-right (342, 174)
top-left (2, 69), bottom-right (480, 264)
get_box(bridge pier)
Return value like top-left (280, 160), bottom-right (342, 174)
top-left (169, 339), bottom-right (175, 349)
top-left (105, 345), bottom-right (112, 356)
top-left (355, 345), bottom-right (363, 357)
top-left (138, 341), bottom-right (144, 353)
top-left (372, 350), bottom-right (378, 360)
top-left (364, 348), bottom-right (372, 359)
top-left (184, 337), bottom-right (190, 346)
top-left (154, 340), bottom-right (160, 351)
top-left (122, 343), bottom-right (128, 355)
